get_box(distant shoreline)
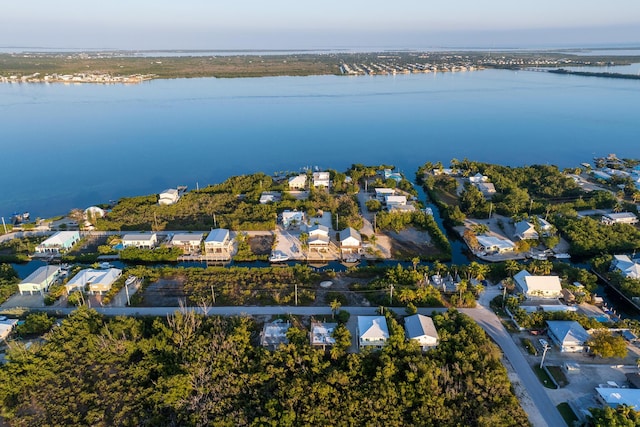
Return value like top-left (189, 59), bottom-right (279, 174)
top-left (548, 68), bottom-right (640, 80)
top-left (2, 50), bottom-right (640, 83)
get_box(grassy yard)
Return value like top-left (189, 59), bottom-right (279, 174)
top-left (556, 402), bottom-right (578, 426)
top-left (532, 364), bottom-right (558, 389)
top-left (546, 365), bottom-right (569, 388)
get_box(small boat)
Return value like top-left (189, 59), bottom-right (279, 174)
top-left (554, 253), bottom-right (571, 259)
top-left (269, 252), bottom-right (290, 263)
top-left (99, 262), bottom-right (113, 269)
top-left (344, 257), bottom-right (360, 264)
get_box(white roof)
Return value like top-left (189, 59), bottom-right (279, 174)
top-left (122, 233), bottom-right (156, 242)
top-left (309, 224), bottom-right (329, 235)
top-left (476, 235), bottom-right (516, 251)
top-left (160, 188), bottom-right (179, 196)
top-left (358, 316), bottom-right (389, 340)
top-left (282, 210), bottom-right (304, 219)
top-left (404, 314), bottom-right (439, 341)
top-left (604, 212), bottom-right (637, 220)
top-left (67, 268), bottom-right (122, 288)
top-left (39, 231), bottom-right (79, 246)
top-left (524, 276), bottom-right (562, 294)
top-left (374, 188), bottom-right (395, 194)
top-left (313, 171), bottom-right (330, 180)
top-left (205, 228), bottom-right (229, 244)
top-left (385, 195), bottom-right (407, 203)
top-left (311, 322), bottom-right (337, 345)
top-left (171, 233), bottom-right (204, 243)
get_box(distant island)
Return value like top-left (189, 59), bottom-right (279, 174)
top-left (1, 50), bottom-right (640, 82)
top-left (548, 68), bottom-right (640, 80)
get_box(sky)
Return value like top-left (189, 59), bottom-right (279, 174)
top-left (2, 0), bottom-right (640, 50)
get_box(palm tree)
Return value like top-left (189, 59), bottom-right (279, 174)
top-left (368, 234), bottom-right (378, 248)
top-left (411, 257), bottom-right (420, 271)
top-left (505, 260), bottom-right (520, 277)
top-left (330, 299), bottom-right (342, 319)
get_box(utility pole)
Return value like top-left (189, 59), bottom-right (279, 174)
top-left (529, 199), bottom-right (533, 215)
top-left (125, 281), bottom-right (131, 306)
top-left (488, 203), bottom-right (493, 219)
top-left (373, 213), bottom-right (377, 232)
top-left (390, 284), bottom-right (394, 305)
top-left (295, 283), bottom-right (298, 306)
top-left (1, 217), bottom-right (7, 234)
top-left (540, 344), bottom-right (550, 369)
top-left (502, 285), bottom-right (507, 308)
top-left (211, 284), bottom-right (216, 304)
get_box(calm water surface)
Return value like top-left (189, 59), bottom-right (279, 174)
top-left (1, 69), bottom-right (639, 218)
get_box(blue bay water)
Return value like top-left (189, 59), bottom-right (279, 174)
top-left (1, 69), bottom-right (639, 218)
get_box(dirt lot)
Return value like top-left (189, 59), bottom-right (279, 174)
top-left (140, 278), bottom-right (188, 307)
top-left (384, 227), bottom-right (441, 259)
top-left (249, 235), bottom-right (274, 255)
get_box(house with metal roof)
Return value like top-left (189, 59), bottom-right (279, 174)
top-left (204, 228), bottom-right (233, 260)
top-left (514, 270), bottom-right (562, 299)
top-left (308, 224), bottom-right (330, 251)
top-left (65, 268), bottom-right (122, 295)
top-left (288, 174), bottom-right (307, 190)
top-left (339, 227), bottom-right (362, 254)
top-left (357, 316), bottom-right (389, 349)
top-left (612, 255), bottom-right (640, 279)
top-left (18, 265), bottom-right (61, 295)
top-left (404, 314), bottom-right (439, 350)
top-left (35, 231), bottom-right (80, 254)
top-left (170, 233), bottom-right (204, 253)
top-left (122, 233), bottom-right (158, 249)
top-left (601, 212), bottom-right (638, 226)
top-left (595, 387), bottom-right (640, 409)
top-left (546, 320), bottom-right (590, 352)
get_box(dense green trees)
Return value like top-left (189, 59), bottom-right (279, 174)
top-left (554, 216), bottom-right (640, 257)
top-left (587, 330), bottom-right (628, 359)
top-left (0, 264), bottom-right (18, 304)
top-left (0, 308), bottom-right (528, 426)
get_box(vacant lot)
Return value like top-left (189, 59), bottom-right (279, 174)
top-left (384, 227), bottom-right (441, 259)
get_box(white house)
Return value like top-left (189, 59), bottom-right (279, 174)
top-left (259, 191), bottom-right (281, 204)
top-left (404, 314), bottom-right (439, 350)
top-left (35, 231), bottom-right (80, 254)
top-left (308, 224), bottom-right (330, 251)
top-left (602, 212), bottom-right (638, 226)
top-left (170, 233), bottom-right (204, 253)
top-left (121, 233), bottom-right (158, 249)
top-left (18, 265), bottom-right (61, 295)
top-left (546, 320), bottom-right (590, 352)
top-left (65, 268), bottom-right (122, 295)
top-left (476, 182), bottom-right (496, 198)
top-left (469, 173), bottom-right (488, 183)
top-left (476, 235), bottom-right (516, 253)
top-left (339, 227), bottom-right (362, 254)
top-left (385, 195), bottom-right (407, 211)
top-left (313, 171), bottom-right (331, 189)
top-left (358, 316), bottom-right (389, 349)
top-left (204, 228), bottom-right (233, 260)
top-left (260, 321), bottom-right (291, 349)
top-left (0, 318), bottom-right (19, 340)
top-left (374, 188), bottom-right (395, 202)
top-left (310, 322), bottom-right (337, 349)
top-left (288, 174), bottom-right (307, 190)
top-left (158, 188), bottom-right (180, 205)
top-left (282, 210), bottom-right (305, 229)
top-left (514, 270), bottom-right (562, 299)
top-left (612, 255), bottom-right (640, 279)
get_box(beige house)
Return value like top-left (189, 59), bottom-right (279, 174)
top-left (171, 233), bottom-right (204, 253)
top-left (204, 228), bottom-right (233, 260)
top-left (288, 174), bottom-right (307, 190)
top-left (514, 270), bottom-right (562, 299)
top-left (18, 265), bottom-right (61, 295)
